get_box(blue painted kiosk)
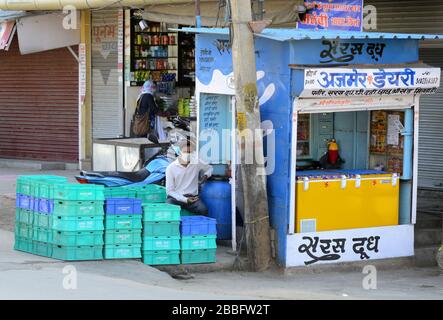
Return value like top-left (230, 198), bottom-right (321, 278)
top-left (183, 27), bottom-right (441, 267)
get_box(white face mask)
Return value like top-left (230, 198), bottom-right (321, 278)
top-left (180, 152), bottom-right (191, 162)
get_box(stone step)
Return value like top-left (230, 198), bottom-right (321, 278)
top-left (414, 228), bottom-right (442, 247)
top-left (0, 158), bottom-right (78, 170)
top-left (414, 246), bottom-right (439, 267)
top-left (415, 212), bottom-right (442, 229)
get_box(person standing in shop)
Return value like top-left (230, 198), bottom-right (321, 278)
top-left (131, 80), bottom-right (160, 137)
top-left (165, 139), bottom-right (213, 215)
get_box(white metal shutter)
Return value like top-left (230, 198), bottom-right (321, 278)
top-left (91, 9), bottom-right (123, 139)
top-left (364, 0), bottom-right (443, 189)
top-left (417, 48), bottom-right (443, 189)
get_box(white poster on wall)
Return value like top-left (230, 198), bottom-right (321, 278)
top-left (286, 225), bottom-right (414, 267)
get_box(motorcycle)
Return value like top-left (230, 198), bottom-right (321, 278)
top-left (75, 134), bottom-right (178, 187)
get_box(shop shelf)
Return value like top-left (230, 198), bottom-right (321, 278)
top-left (180, 249), bottom-right (217, 264)
top-left (32, 227), bottom-right (53, 243)
top-left (53, 184), bottom-right (105, 201)
top-left (135, 185), bottom-right (167, 203)
top-left (52, 245), bottom-right (104, 261)
top-left (52, 215), bottom-right (104, 232)
top-left (142, 236), bottom-right (181, 251)
top-left (180, 216), bottom-right (217, 236)
top-left (103, 187), bottom-right (137, 199)
top-left (51, 230), bottom-right (104, 246)
top-left (53, 200), bottom-right (105, 217)
top-left (14, 236), bottom-right (33, 253)
top-left (14, 223), bottom-right (32, 239)
top-left (142, 250), bottom-right (180, 265)
top-left (31, 241), bottom-right (52, 257)
top-left (105, 215), bottom-right (142, 230)
top-left (33, 212), bottom-right (53, 228)
top-left (15, 209), bottom-right (33, 225)
top-left (104, 244), bottom-right (142, 259)
top-left (181, 235), bottom-right (217, 250)
top-left (15, 194), bottom-right (34, 210)
top-left (142, 221), bottom-right (180, 237)
top-left (105, 198), bottom-right (142, 215)
top-left (142, 203), bottom-right (181, 222)
top-left (104, 229), bottom-right (142, 245)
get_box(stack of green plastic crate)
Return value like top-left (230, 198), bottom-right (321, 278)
top-left (103, 198), bottom-right (143, 260)
top-left (15, 175), bottom-right (68, 256)
top-left (142, 203), bottom-right (182, 265)
top-left (50, 184), bottom-right (105, 260)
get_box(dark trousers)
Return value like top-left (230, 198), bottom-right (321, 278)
top-left (166, 196), bottom-right (208, 215)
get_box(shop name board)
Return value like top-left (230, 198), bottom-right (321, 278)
top-left (298, 235), bottom-right (379, 265)
top-left (297, 0), bottom-right (363, 32)
top-left (286, 225), bottom-right (414, 267)
top-left (301, 67), bottom-right (441, 97)
top-left (320, 40), bottom-right (385, 64)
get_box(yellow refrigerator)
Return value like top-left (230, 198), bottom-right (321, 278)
top-left (295, 170), bottom-right (399, 233)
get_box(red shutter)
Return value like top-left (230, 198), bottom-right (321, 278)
top-left (0, 37), bottom-right (79, 162)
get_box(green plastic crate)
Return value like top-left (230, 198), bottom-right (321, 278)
top-left (14, 236), bottom-right (33, 253)
top-left (15, 209), bottom-right (33, 225)
top-left (53, 184), bottom-right (105, 201)
top-left (53, 200), bottom-right (105, 217)
top-left (104, 244), bottom-right (141, 259)
top-left (104, 229), bottom-right (142, 245)
top-left (180, 249), bottom-right (217, 264)
top-left (181, 235), bottom-right (217, 250)
top-left (142, 203), bottom-right (181, 222)
top-left (143, 221), bottom-right (180, 237)
top-left (103, 187), bottom-right (137, 199)
top-left (16, 175), bottom-right (67, 196)
top-left (51, 230), bottom-right (104, 246)
top-left (142, 236), bottom-right (181, 251)
top-left (32, 241), bottom-right (52, 257)
top-left (142, 250), bottom-right (180, 265)
top-left (52, 215), bottom-right (104, 232)
top-left (52, 244), bottom-right (104, 261)
top-left (32, 227), bottom-right (53, 243)
top-left (14, 222), bottom-right (32, 239)
top-left (105, 215), bottom-right (142, 230)
top-left (136, 185), bottom-right (167, 203)
top-left (33, 213), bottom-right (53, 228)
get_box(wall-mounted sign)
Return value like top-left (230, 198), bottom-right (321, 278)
top-left (291, 39), bottom-right (419, 66)
top-left (79, 43), bottom-right (87, 104)
top-left (286, 225), bottom-right (414, 267)
top-left (297, 0), bottom-right (363, 32)
top-left (296, 95), bottom-right (414, 113)
top-left (301, 67), bottom-right (441, 98)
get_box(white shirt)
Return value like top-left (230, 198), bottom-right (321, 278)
top-left (165, 156), bottom-right (213, 203)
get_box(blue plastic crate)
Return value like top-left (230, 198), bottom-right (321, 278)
top-left (180, 216), bottom-right (217, 236)
top-left (105, 198), bottom-right (142, 215)
top-left (15, 194), bottom-right (34, 210)
top-left (34, 198), bottom-right (54, 214)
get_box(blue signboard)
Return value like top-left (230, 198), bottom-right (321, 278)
top-left (297, 0), bottom-right (364, 32)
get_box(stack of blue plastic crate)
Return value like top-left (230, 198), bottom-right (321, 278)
top-left (180, 216), bottom-right (217, 264)
top-left (104, 198), bottom-right (143, 259)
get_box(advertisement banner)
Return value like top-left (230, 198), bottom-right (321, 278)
top-left (301, 67), bottom-right (441, 98)
top-left (297, 0), bottom-right (364, 31)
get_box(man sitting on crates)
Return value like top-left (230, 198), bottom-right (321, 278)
top-left (165, 138), bottom-right (213, 215)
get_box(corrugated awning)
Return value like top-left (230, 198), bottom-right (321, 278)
top-left (0, 10), bottom-right (27, 22)
top-left (0, 20), bottom-right (16, 50)
top-left (176, 27), bottom-right (443, 41)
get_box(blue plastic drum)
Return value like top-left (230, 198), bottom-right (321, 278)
top-left (200, 180), bottom-right (232, 240)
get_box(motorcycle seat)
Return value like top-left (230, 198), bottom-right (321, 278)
top-left (81, 168), bottom-right (150, 183)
